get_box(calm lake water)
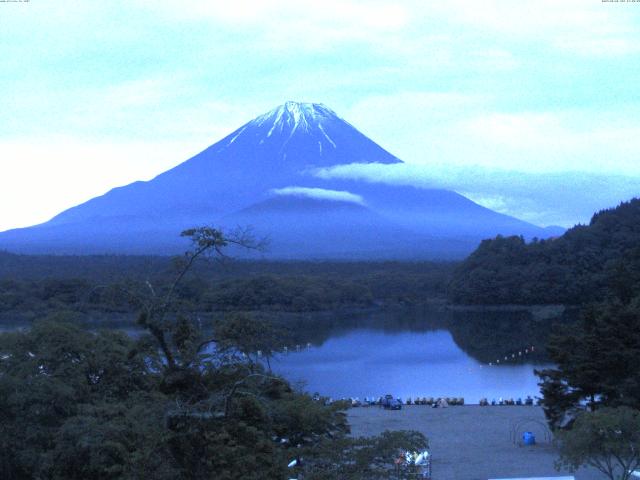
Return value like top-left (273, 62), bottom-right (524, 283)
top-left (1, 306), bottom-right (564, 404)
top-left (272, 327), bottom-right (548, 403)
top-left (267, 306), bottom-right (562, 403)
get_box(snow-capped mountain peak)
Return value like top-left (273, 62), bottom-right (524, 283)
top-left (251, 101), bottom-right (337, 136)
top-left (213, 101), bottom-right (401, 168)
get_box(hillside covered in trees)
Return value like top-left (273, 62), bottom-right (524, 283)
top-left (448, 198), bottom-right (640, 305)
top-left (0, 255), bottom-right (454, 325)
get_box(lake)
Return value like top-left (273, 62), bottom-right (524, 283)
top-left (0, 305), bottom-right (564, 404)
top-left (268, 306), bottom-right (560, 403)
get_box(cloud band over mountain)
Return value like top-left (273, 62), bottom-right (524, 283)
top-left (271, 186), bottom-right (365, 205)
top-left (312, 162), bottom-right (640, 228)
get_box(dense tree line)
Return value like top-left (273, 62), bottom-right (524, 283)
top-left (446, 310), bottom-right (558, 364)
top-left (0, 252), bottom-right (454, 285)
top-left (448, 198), bottom-right (640, 305)
top-left (0, 259), bottom-right (454, 322)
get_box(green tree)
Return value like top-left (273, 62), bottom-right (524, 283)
top-left (213, 312), bottom-right (285, 370)
top-left (0, 321), bottom-right (171, 479)
top-left (299, 430), bottom-right (429, 480)
top-left (556, 407), bottom-right (640, 480)
top-left (537, 297), bottom-right (640, 428)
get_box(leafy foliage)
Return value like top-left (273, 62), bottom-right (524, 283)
top-left (298, 430), bottom-right (429, 480)
top-left (536, 296), bottom-right (640, 429)
top-left (213, 312), bottom-right (286, 370)
top-left (0, 227), bottom-right (428, 479)
top-left (0, 321), bottom-right (170, 479)
top-left (556, 407), bottom-right (640, 480)
top-left (449, 198), bottom-right (640, 305)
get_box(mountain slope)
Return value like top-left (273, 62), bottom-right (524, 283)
top-left (223, 195), bottom-right (477, 259)
top-left (448, 198), bottom-right (640, 304)
top-left (45, 102), bottom-right (400, 227)
top-left (0, 101), bottom-right (560, 258)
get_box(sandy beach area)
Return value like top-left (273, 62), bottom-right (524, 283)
top-left (348, 405), bottom-right (602, 480)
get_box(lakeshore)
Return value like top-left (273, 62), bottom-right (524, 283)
top-left (348, 405), bottom-right (602, 480)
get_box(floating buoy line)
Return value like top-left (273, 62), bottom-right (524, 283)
top-left (488, 345), bottom-right (536, 366)
top-left (267, 343), bottom-right (537, 366)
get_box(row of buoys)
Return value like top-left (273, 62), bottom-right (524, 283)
top-left (268, 344), bottom-right (537, 362)
top-left (270, 344), bottom-right (536, 362)
top-left (488, 345), bottom-right (535, 366)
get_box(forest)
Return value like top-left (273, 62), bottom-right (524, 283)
top-left (0, 253), bottom-right (454, 323)
top-left (0, 228), bottom-right (431, 479)
top-left (448, 198), bottom-right (640, 305)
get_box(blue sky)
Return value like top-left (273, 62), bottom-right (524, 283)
top-left (1, 0), bottom-right (640, 230)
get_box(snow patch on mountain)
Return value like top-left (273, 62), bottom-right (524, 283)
top-left (318, 124), bottom-right (336, 148)
top-left (226, 125), bottom-right (247, 146)
top-left (266, 107), bottom-right (285, 137)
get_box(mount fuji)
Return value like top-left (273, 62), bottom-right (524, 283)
top-left (0, 102), bottom-right (562, 258)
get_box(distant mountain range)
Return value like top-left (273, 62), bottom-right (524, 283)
top-left (0, 102), bottom-right (564, 259)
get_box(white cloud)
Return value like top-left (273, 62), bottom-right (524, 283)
top-left (136, 0), bottom-right (410, 52)
top-left (270, 186), bottom-right (365, 205)
top-left (128, 0), bottom-right (640, 58)
top-left (461, 111), bottom-right (640, 174)
top-left (345, 91), bottom-right (487, 160)
top-left (459, 194), bottom-right (509, 214)
top-left (440, 0), bottom-right (639, 56)
top-left (470, 49), bottom-right (521, 70)
top-left (346, 91), bottom-right (640, 176)
top-left (554, 37), bottom-right (640, 57)
top-left (447, 0), bottom-right (610, 35)
top-left (312, 162), bottom-right (640, 227)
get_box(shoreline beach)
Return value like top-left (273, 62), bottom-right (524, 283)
top-left (348, 405), bottom-right (601, 480)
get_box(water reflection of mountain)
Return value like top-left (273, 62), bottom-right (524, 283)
top-left (263, 305), bottom-right (577, 365)
top-left (447, 311), bottom-right (547, 364)
top-left (260, 306), bottom-right (445, 345)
